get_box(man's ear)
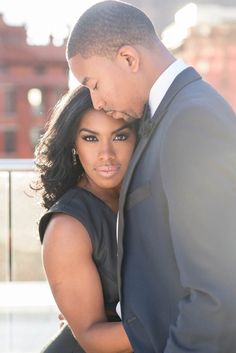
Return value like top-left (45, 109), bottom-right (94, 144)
top-left (116, 45), bottom-right (140, 72)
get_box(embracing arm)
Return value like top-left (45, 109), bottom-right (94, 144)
top-left (161, 105), bottom-right (236, 352)
top-left (43, 214), bottom-right (132, 353)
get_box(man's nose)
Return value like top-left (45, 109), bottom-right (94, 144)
top-left (91, 91), bottom-right (105, 111)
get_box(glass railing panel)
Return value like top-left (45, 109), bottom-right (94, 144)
top-left (0, 160), bottom-right (47, 281)
top-left (0, 160), bottom-right (59, 353)
top-left (0, 172), bottom-right (10, 281)
top-left (11, 171), bottom-right (45, 281)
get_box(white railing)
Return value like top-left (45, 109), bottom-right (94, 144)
top-left (0, 159), bottom-right (34, 171)
top-left (0, 160), bottom-right (59, 353)
top-left (0, 159), bottom-right (45, 281)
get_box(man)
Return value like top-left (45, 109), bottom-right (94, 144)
top-left (66, 1), bottom-right (236, 352)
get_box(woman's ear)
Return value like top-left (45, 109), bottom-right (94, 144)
top-left (116, 45), bottom-right (140, 73)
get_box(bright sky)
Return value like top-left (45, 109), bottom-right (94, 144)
top-left (0, 0), bottom-right (100, 45)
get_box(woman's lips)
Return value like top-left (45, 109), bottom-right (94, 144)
top-left (95, 165), bottom-right (120, 177)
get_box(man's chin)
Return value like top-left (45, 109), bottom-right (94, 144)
top-left (123, 115), bottom-right (137, 123)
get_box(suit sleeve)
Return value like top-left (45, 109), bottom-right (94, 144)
top-left (160, 105), bottom-right (236, 352)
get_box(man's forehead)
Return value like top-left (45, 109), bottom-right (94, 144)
top-left (69, 53), bottom-right (116, 85)
top-left (69, 54), bottom-right (99, 80)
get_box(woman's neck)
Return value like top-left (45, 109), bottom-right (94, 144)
top-left (78, 176), bottom-right (119, 213)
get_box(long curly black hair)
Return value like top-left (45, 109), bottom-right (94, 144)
top-left (33, 86), bottom-right (93, 210)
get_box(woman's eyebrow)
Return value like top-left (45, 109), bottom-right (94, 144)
top-left (79, 128), bottom-right (98, 134)
top-left (79, 124), bottom-right (132, 135)
top-left (113, 123), bottom-right (133, 133)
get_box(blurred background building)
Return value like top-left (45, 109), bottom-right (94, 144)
top-left (0, 15), bottom-right (68, 158)
top-left (129, 0), bottom-right (236, 33)
top-left (162, 3), bottom-right (236, 111)
top-left (0, 1), bottom-right (235, 158)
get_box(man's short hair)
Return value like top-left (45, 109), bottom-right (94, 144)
top-left (66, 0), bottom-right (157, 59)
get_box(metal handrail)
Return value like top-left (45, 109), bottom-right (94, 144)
top-left (0, 159), bottom-right (34, 171)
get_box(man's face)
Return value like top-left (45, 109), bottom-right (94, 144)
top-left (69, 53), bottom-right (145, 121)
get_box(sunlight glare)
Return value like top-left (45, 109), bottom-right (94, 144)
top-left (162, 3), bottom-right (198, 49)
top-left (0, 0), bottom-right (100, 45)
top-left (28, 88), bottom-right (42, 107)
top-left (175, 3), bottom-right (198, 28)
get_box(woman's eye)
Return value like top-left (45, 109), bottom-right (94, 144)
top-left (114, 134), bottom-right (128, 141)
top-left (93, 83), bottom-right (98, 90)
top-left (82, 135), bottom-right (98, 142)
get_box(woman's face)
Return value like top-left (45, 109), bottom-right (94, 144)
top-left (75, 109), bottom-right (136, 192)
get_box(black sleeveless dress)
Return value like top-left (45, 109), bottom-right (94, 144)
top-left (39, 187), bottom-right (120, 353)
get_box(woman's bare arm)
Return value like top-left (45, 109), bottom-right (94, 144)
top-left (42, 213), bottom-right (132, 353)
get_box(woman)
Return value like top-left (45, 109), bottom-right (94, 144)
top-left (34, 86), bottom-right (137, 353)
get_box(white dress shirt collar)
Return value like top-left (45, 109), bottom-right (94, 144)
top-left (149, 59), bottom-right (188, 117)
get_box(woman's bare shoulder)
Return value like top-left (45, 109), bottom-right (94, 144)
top-left (43, 213), bottom-right (92, 255)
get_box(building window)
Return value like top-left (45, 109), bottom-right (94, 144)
top-left (27, 88), bottom-right (44, 116)
top-left (35, 65), bottom-right (46, 75)
top-left (4, 87), bottom-right (16, 115)
top-left (30, 126), bottom-right (43, 149)
top-left (0, 64), bottom-right (8, 73)
top-left (4, 130), bottom-right (16, 153)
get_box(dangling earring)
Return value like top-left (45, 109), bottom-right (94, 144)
top-left (72, 148), bottom-right (77, 166)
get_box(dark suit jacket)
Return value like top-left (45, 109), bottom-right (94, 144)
top-left (117, 67), bottom-right (236, 352)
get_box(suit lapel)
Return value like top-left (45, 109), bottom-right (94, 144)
top-left (117, 67), bottom-right (201, 295)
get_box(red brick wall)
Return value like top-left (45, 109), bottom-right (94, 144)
top-left (175, 24), bottom-right (236, 111)
top-left (0, 17), bottom-right (68, 158)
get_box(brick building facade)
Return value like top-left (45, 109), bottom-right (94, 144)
top-left (162, 4), bottom-right (236, 111)
top-left (174, 24), bottom-right (236, 111)
top-left (0, 4), bottom-right (235, 159)
top-left (0, 15), bottom-right (68, 158)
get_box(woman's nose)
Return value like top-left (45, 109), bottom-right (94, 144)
top-left (98, 142), bottom-right (115, 161)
